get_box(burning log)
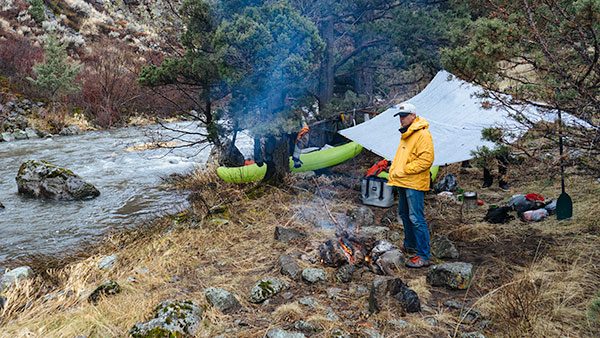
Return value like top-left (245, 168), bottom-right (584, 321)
top-left (319, 231), bottom-right (376, 267)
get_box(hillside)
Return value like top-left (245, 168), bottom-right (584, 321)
top-left (0, 0), bottom-right (187, 131)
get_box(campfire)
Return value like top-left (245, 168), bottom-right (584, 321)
top-left (319, 231), bottom-right (377, 267)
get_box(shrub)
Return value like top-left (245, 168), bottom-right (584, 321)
top-left (28, 0), bottom-right (46, 24)
top-left (74, 39), bottom-right (202, 127)
top-left (589, 293), bottom-right (600, 324)
top-left (0, 31), bottom-right (43, 78)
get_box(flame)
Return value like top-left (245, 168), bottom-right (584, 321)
top-left (338, 236), bottom-right (374, 265)
top-left (339, 237), bottom-right (355, 264)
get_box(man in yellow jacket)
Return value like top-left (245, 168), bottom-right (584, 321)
top-left (387, 103), bottom-right (434, 268)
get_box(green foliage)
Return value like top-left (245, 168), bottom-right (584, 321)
top-left (28, 0), bottom-right (47, 24)
top-left (589, 293), bottom-right (600, 323)
top-left (137, 0), bottom-right (222, 143)
top-left (27, 34), bottom-right (82, 100)
top-left (138, 0), bottom-right (219, 90)
top-left (470, 127), bottom-right (511, 169)
top-left (213, 2), bottom-right (324, 137)
top-left (440, 17), bottom-right (519, 85)
top-left (326, 91), bottom-right (370, 116)
top-left (442, 0), bottom-right (600, 176)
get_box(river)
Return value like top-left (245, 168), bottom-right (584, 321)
top-left (0, 122), bottom-right (252, 267)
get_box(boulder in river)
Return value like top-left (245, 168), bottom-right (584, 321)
top-left (16, 160), bottom-right (100, 201)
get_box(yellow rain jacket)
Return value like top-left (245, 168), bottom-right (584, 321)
top-left (387, 116), bottom-right (434, 191)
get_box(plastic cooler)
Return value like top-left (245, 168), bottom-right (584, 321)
top-left (360, 177), bottom-right (394, 208)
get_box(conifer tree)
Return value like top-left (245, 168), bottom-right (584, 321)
top-left (28, 33), bottom-right (82, 102)
top-left (28, 0), bottom-right (47, 24)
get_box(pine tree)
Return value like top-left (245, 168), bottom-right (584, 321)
top-left (28, 0), bottom-right (47, 24)
top-left (27, 33), bottom-right (82, 102)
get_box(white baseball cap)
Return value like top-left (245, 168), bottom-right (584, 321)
top-left (393, 103), bottom-right (417, 117)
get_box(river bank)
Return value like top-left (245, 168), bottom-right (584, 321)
top-left (0, 150), bottom-right (598, 337)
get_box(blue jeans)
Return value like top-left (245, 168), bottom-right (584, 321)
top-left (398, 188), bottom-right (431, 260)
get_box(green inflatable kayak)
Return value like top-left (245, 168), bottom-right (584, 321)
top-left (217, 142), bottom-right (363, 183)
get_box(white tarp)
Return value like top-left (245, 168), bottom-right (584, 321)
top-left (340, 70), bottom-right (525, 167)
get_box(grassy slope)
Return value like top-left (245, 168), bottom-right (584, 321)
top-left (0, 151), bottom-right (599, 337)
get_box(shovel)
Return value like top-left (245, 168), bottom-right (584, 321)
top-left (556, 110), bottom-right (572, 220)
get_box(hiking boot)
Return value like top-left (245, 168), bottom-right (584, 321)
top-left (481, 181), bottom-right (492, 189)
top-left (499, 182), bottom-right (510, 192)
top-left (405, 256), bottom-right (430, 268)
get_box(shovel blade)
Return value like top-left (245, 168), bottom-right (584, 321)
top-left (556, 192), bottom-right (572, 220)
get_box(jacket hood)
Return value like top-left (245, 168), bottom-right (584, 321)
top-left (402, 116), bottom-right (429, 138)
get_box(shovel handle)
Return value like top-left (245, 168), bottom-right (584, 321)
top-left (558, 111), bottom-right (565, 194)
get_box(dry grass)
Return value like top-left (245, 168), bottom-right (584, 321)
top-left (0, 152), bottom-right (599, 337)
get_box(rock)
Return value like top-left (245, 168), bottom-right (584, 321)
top-left (301, 267), bottom-right (328, 284)
top-left (274, 226), bottom-right (309, 243)
top-left (330, 329), bottom-right (350, 337)
top-left (443, 300), bottom-right (465, 309)
top-left (461, 332), bottom-right (486, 338)
top-left (130, 300), bottom-right (203, 337)
top-left (326, 287), bottom-right (342, 300)
top-left (431, 234), bottom-right (459, 259)
top-left (353, 285), bottom-right (369, 297)
top-left (266, 328), bottom-right (306, 338)
top-left (247, 277), bottom-right (288, 303)
top-left (1, 132), bottom-right (14, 142)
top-left (298, 296), bottom-right (318, 307)
top-left (12, 129), bottom-right (27, 140)
top-left (59, 125), bottom-right (82, 136)
top-left (376, 249), bottom-right (405, 275)
top-left (12, 115), bottom-right (28, 130)
top-left (389, 231), bottom-right (402, 242)
top-left (0, 266), bottom-right (33, 292)
top-left (208, 218), bottom-right (229, 226)
top-left (335, 264), bottom-right (358, 283)
top-left (205, 287), bottom-right (241, 314)
top-left (35, 128), bottom-right (51, 138)
top-left (426, 262), bottom-right (473, 290)
top-left (16, 160), bottom-right (100, 200)
top-left (326, 309), bottom-right (340, 321)
top-left (294, 320), bottom-right (321, 333)
top-left (279, 255), bottom-right (301, 280)
top-left (388, 318), bottom-right (408, 329)
top-left (98, 254), bottom-right (118, 270)
top-left (88, 280), bottom-right (121, 304)
top-left (369, 276), bottom-right (420, 314)
top-left (422, 304), bottom-right (434, 313)
top-left (360, 327), bottom-right (384, 338)
top-left (25, 127), bottom-right (38, 139)
top-left (0, 201), bottom-right (4, 209)
top-left (361, 226), bottom-right (390, 237)
top-left (347, 206), bottom-right (375, 227)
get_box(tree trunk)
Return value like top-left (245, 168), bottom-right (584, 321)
top-left (263, 135), bottom-right (290, 185)
top-left (354, 8), bottom-right (374, 102)
top-left (355, 66), bottom-right (374, 101)
top-left (318, 15), bottom-right (335, 109)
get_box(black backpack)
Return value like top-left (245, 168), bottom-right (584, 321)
top-left (484, 206), bottom-right (514, 224)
